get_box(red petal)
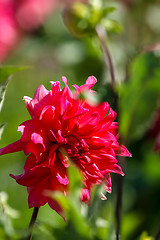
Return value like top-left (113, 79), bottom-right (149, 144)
top-left (48, 199), bottom-right (65, 220)
top-left (81, 188), bottom-right (90, 203)
top-left (107, 164), bottom-right (124, 176)
top-left (27, 179), bottom-right (49, 208)
top-left (10, 166), bottom-right (50, 186)
top-left (0, 140), bottom-right (25, 156)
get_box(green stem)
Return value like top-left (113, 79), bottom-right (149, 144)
top-left (115, 172), bottom-right (123, 240)
top-left (27, 207), bottom-right (39, 240)
top-left (155, 224), bottom-right (160, 240)
top-left (96, 24), bottom-right (123, 240)
top-left (96, 25), bottom-right (116, 87)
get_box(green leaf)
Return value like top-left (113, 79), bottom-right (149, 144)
top-left (67, 164), bottom-right (83, 194)
top-left (0, 65), bottom-right (30, 84)
top-left (63, 1), bottom-right (121, 37)
top-left (0, 79), bottom-right (9, 113)
top-left (138, 232), bottom-right (154, 240)
top-left (103, 7), bottom-right (116, 16)
top-left (50, 191), bottom-right (91, 239)
top-left (122, 212), bottom-right (144, 239)
top-left (0, 192), bottom-right (19, 237)
top-left (0, 65), bottom-right (30, 112)
top-left (119, 52), bottom-right (160, 141)
top-left (101, 19), bottom-right (123, 34)
top-left (49, 163), bottom-right (91, 239)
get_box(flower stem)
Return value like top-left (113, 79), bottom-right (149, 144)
top-left (27, 207), bottom-right (39, 240)
top-left (96, 25), bottom-right (116, 88)
top-left (155, 223), bottom-right (160, 240)
top-left (115, 173), bottom-right (123, 240)
top-left (96, 24), bottom-right (123, 240)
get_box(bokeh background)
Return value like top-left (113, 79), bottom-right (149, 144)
top-left (0, 0), bottom-right (160, 239)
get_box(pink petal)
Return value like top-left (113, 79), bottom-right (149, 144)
top-left (39, 105), bottom-right (55, 123)
top-left (61, 76), bottom-right (73, 99)
top-left (31, 132), bottom-right (45, 151)
top-left (61, 76), bottom-right (67, 85)
top-left (51, 159), bottom-right (69, 186)
top-left (73, 76), bottom-right (97, 92)
top-left (85, 76), bottom-right (97, 89)
top-left (18, 120), bottom-right (41, 142)
top-left (101, 192), bottom-right (107, 200)
top-left (50, 81), bottom-right (61, 98)
top-left (24, 85), bottom-right (49, 119)
top-left (116, 144), bottom-right (132, 157)
top-left (108, 164), bottom-right (124, 176)
top-left (81, 188), bottom-right (90, 203)
top-left (104, 173), bottom-right (112, 193)
top-left (23, 96), bottom-right (34, 119)
top-left (57, 151), bottom-right (70, 168)
top-left (32, 84), bottom-right (49, 103)
top-left (57, 173), bottom-right (69, 185)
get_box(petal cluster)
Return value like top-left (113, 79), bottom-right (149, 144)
top-left (0, 76), bottom-right (131, 218)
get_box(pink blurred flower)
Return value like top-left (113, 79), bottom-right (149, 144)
top-left (15, 0), bottom-right (57, 31)
top-left (0, 76), bottom-right (131, 218)
top-left (0, 0), bottom-right (88, 62)
top-left (17, 0), bottom-right (86, 30)
top-left (0, 0), bottom-right (21, 62)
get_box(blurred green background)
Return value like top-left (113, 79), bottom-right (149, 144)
top-left (0, 0), bottom-right (160, 239)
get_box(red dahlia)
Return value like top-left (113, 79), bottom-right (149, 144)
top-left (0, 76), bottom-right (131, 218)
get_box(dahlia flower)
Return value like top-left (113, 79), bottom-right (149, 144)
top-left (0, 76), bottom-right (131, 218)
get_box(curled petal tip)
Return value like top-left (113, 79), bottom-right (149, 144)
top-left (61, 76), bottom-right (67, 85)
top-left (57, 174), bottom-right (69, 185)
top-left (9, 174), bottom-right (16, 179)
top-left (86, 76), bottom-right (97, 88)
top-left (101, 192), bottom-right (107, 200)
top-left (23, 96), bottom-right (32, 101)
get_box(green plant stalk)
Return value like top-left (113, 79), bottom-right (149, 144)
top-left (96, 24), bottom-right (123, 240)
top-left (27, 207), bottom-right (39, 240)
top-left (96, 24), bottom-right (116, 88)
top-left (155, 224), bottom-right (160, 240)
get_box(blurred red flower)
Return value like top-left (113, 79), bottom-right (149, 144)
top-left (0, 0), bottom-right (21, 62)
top-left (0, 76), bottom-right (131, 218)
top-left (0, 0), bottom-right (88, 62)
top-left (15, 0), bottom-right (56, 31)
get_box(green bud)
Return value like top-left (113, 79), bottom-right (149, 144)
top-left (63, 0), bottom-right (120, 37)
top-left (63, 2), bottom-right (92, 37)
